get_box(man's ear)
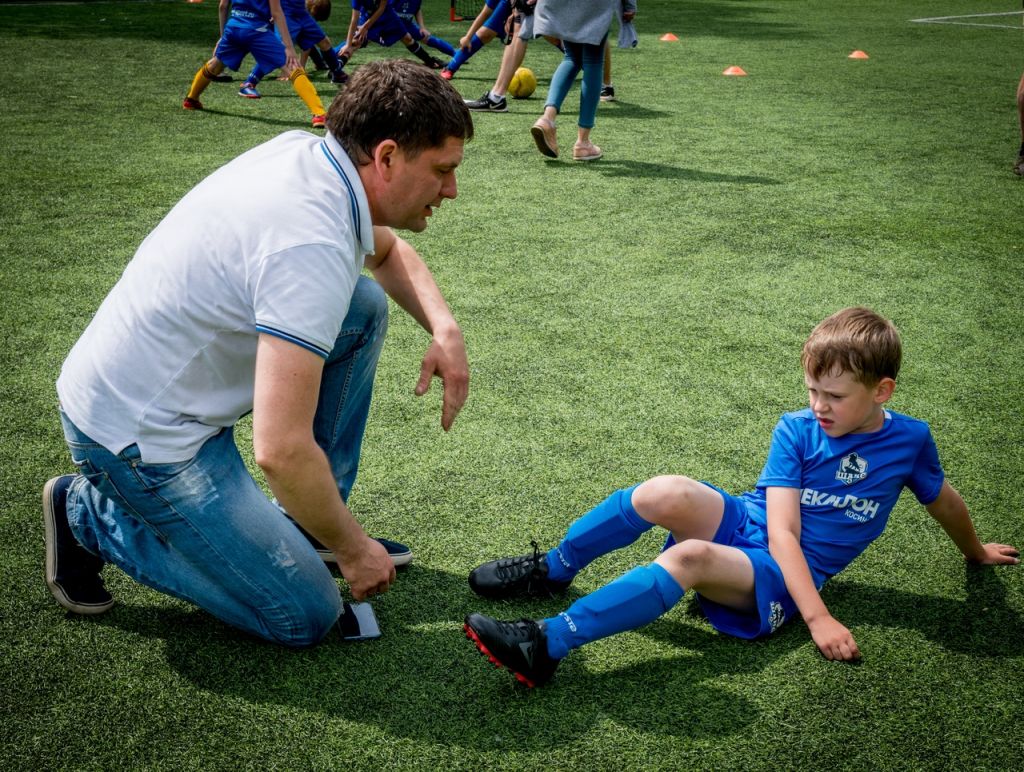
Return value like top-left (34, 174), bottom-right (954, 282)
top-left (874, 377), bottom-right (896, 404)
top-left (372, 139), bottom-right (400, 181)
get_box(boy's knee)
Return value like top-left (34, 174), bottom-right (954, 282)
top-left (633, 475), bottom-right (702, 524)
top-left (656, 539), bottom-right (715, 580)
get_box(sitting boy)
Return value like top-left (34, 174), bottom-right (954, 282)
top-left (464, 307), bottom-right (1019, 687)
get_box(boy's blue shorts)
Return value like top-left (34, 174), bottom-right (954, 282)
top-left (216, 17), bottom-right (287, 72)
top-left (482, 0), bottom-right (512, 35)
top-left (662, 482), bottom-right (804, 640)
top-left (360, 8), bottom-right (409, 47)
top-left (283, 12), bottom-right (328, 51)
top-left (400, 18), bottom-right (427, 41)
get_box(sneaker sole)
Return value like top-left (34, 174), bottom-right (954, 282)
top-left (464, 622), bottom-right (539, 688)
top-left (316, 547), bottom-right (414, 568)
top-left (43, 477), bottom-right (114, 615)
top-left (530, 126), bottom-right (558, 158)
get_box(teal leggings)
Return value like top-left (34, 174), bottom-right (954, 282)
top-left (544, 35), bottom-right (607, 130)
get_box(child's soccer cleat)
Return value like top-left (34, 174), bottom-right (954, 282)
top-left (43, 475), bottom-right (114, 615)
top-left (465, 92), bottom-right (508, 112)
top-left (329, 68), bottom-right (349, 85)
top-left (439, 67), bottom-right (454, 81)
top-left (426, 56), bottom-right (447, 70)
top-left (238, 82), bottom-right (262, 99)
top-left (468, 541), bottom-right (570, 598)
top-left (182, 97), bottom-right (204, 110)
top-left (1015, 154), bottom-right (1024, 177)
top-left (464, 613), bottom-right (559, 688)
top-left (312, 114), bottom-right (326, 129)
top-left (599, 84), bottom-right (615, 102)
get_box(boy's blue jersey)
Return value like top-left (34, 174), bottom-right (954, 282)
top-left (229, 0), bottom-right (273, 24)
top-left (739, 408), bottom-right (945, 581)
top-left (280, 0), bottom-right (310, 17)
top-left (351, 0), bottom-right (382, 12)
top-left (392, 0), bottom-right (421, 16)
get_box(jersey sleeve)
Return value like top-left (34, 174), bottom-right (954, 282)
top-left (905, 426), bottom-right (945, 505)
top-left (251, 243), bottom-right (357, 358)
top-left (756, 416), bottom-right (804, 489)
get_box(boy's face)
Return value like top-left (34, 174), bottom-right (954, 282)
top-left (804, 369), bottom-right (895, 437)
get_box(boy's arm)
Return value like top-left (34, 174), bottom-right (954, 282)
top-left (461, 4), bottom-right (491, 48)
top-left (269, 0), bottom-right (300, 69)
top-left (925, 481), bottom-right (1019, 564)
top-left (355, 0), bottom-right (388, 45)
top-left (342, 8), bottom-right (359, 52)
top-left (415, 9), bottom-right (429, 35)
top-left (219, 0), bottom-right (231, 36)
top-left (766, 486), bottom-right (861, 661)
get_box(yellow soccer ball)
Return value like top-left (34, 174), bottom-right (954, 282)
top-left (508, 67), bottom-right (537, 99)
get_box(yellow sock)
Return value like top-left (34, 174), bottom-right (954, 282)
top-left (289, 68), bottom-right (325, 116)
top-left (187, 64), bottom-right (216, 100)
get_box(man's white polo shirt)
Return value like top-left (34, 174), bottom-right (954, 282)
top-left (58, 131), bottom-right (376, 463)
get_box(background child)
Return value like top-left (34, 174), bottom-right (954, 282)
top-left (334, 0), bottom-right (447, 76)
top-left (238, 0), bottom-right (347, 99)
top-left (183, 0), bottom-right (328, 128)
top-left (392, 0), bottom-right (457, 57)
top-left (439, 0), bottom-right (513, 81)
top-left (464, 307), bottom-right (1020, 687)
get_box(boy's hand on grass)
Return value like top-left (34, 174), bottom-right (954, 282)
top-left (971, 543), bottom-right (1020, 565)
top-left (809, 614), bottom-right (861, 662)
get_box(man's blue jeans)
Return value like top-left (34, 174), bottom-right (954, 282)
top-left (60, 276), bottom-right (388, 647)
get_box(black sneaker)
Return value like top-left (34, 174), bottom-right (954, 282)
top-left (43, 475), bottom-right (114, 615)
top-left (464, 613), bottom-right (559, 687)
top-left (1015, 154), bottom-right (1024, 177)
top-left (288, 518), bottom-right (413, 567)
top-left (468, 540), bottom-right (570, 599)
top-left (465, 91), bottom-right (508, 112)
top-left (599, 84), bottom-right (615, 102)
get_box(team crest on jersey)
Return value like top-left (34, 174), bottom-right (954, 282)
top-left (835, 452), bottom-right (868, 486)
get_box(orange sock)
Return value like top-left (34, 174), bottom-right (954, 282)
top-left (187, 64), bottom-right (217, 100)
top-left (289, 68), bottom-right (325, 115)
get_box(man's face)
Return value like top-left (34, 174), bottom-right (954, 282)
top-left (383, 136), bottom-right (464, 232)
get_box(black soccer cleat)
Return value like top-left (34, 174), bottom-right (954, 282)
top-left (43, 475), bottom-right (114, 615)
top-left (468, 540), bottom-right (570, 599)
top-left (464, 91), bottom-right (508, 112)
top-left (464, 613), bottom-right (559, 688)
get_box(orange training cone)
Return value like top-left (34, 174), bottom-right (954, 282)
top-left (848, 50), bottom-right (869, 59)
top-left (660, 33), bottom-right (679, 42)
top-left (723, 66), bottom-right (747, 76)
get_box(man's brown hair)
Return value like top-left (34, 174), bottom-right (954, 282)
top-left (326, 60), bottom-right (473, 164)
top-left (801, 307), bottom-right (902, 385)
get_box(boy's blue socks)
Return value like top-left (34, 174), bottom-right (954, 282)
top-left (427, 35), bottom-right (455, 56)
top-left (446, 35), bottom-right (482, 73)
top-left (543, 563), bottom-right (685, 660)
top-left (245, 65), bottom-right (264, 85)
top-left (545, 485), bottom-right (652, 583)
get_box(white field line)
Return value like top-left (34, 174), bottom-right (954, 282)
top-left (910, 10), bottom-right (1024, 29)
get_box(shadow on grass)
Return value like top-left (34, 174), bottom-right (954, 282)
top-left (86, 563), bottom-right (1019, 750)
top-left (544, 159), bottom-right (781, 184)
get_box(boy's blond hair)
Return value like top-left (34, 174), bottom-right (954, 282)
top-left (801, 307), bottom-right (902, 385)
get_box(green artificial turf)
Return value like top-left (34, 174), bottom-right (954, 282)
top-left (2, 0), bottom-right (1022, 768)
